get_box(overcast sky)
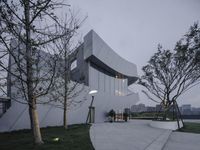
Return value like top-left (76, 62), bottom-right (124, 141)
top-left (68, 0), bottom-right (200, 107)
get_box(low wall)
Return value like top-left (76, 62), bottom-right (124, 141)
top-left (150, 120), bottom-right (183, 130)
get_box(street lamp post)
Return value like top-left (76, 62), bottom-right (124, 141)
top-left (86, 90), bottom-right (98, 124)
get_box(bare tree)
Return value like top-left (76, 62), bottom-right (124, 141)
top-left (49, 15), bottom-right (87, 129)
top-left (139, 23), bottom-right (200, 128)
top-left (0, 0), bottom-right (77, 144)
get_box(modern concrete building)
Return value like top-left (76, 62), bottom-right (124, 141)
top-left (0, 30), bottom-right (139, 132)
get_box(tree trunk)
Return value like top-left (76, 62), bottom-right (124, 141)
top-left (174, 101), bottom-right (180, 129)
top-left (63, 98), bottom-right (68, 129)
top-left (63, 39), bottom-right (69, 129)
top-left (175, 101), bottom-right (184, 128)
top-left (24, 1), bottom-right (43, 144)
top-left (29, 105), bottom-right (33, 130)
top-left (172, 102), bottom-right (175, 121)
top-left (31, 100), bottom-right (43, 144)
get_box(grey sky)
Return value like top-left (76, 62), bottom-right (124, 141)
top-left (69, 0), bottom-right (200, 107)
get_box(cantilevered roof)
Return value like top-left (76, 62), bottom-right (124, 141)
top-left (83, 30), bottom-right (138, 84)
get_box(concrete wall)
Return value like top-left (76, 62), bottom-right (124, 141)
top-left (0, 84), bottom-right (139, 132)
top-left (150, 120), bottom-right (183, 130)
top-left (70, 44), bottom-right (89, 85)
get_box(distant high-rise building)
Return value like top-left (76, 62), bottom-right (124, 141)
top-left (181, 104), bottom-right (192, 115)
top-left (155, 104), bottom-right (163, 112)
top-left (131, 103), bottom-right (146, 112)
top-left (191, 107), bottom-right (200, 115)
top-left (146, 106), bottom-right (156, 112)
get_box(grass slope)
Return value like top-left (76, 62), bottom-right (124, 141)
top-left (0, 124), bottom-right (94, 150)
top-left (178, 122), bottom-right (200, 134)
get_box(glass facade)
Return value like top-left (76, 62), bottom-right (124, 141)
top-left (89, 66), bottom-right (128, 96)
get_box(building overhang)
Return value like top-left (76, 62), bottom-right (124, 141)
top-left (83, 30), bottom-right (139, 85)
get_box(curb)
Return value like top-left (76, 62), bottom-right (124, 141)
top-left (145, 130), bottom-right (172, 150)
top-left (89, 124), bottom-right (96, 149)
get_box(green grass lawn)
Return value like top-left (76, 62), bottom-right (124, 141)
top-left (0, 124), bottom-right (94, 150)
top-left (178, 122), bottom-right (200, 134)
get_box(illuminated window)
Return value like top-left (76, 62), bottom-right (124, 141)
top-left (70, 60), bottom-right (77, 70)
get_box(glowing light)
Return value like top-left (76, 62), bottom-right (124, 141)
top-left (89, 90), bottom-right (98, 95)
top-left (53, 137), bottom-right (59, 142)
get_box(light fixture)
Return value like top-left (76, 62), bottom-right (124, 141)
top-left (89, 90), bottom-right (98, 95)
top-left (52, 137), bottom-right (59, 142)
top-left (86, 90), bottom-right (98, 124)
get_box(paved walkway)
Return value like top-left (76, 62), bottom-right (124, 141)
top-left (90, 120), bottom-right (171, 150)
top-left (163, 132), bottom-right (200, 150)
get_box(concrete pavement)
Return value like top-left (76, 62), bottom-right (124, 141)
top-left (90, 120), bottom-right (171, 150)
top-left (163, 132), bottom-right (200, 150)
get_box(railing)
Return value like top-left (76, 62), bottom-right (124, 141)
top-left (0, 97), bottom-right (11, 117)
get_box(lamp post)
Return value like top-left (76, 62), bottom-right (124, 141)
top-left (86, 90), bottom-right (98, 124)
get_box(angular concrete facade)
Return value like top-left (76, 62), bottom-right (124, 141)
top-left (0, 30), bottom-right (139, 132)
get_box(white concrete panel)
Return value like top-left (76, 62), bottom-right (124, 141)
top-left (0, 84), bottom-right (139, 132)
top-left (89, 66), bottom-right (98, 90)
top-left (84, 30), bottom-right (138, 78)
top-left (99, 71), bottom-right (104, 92)
top-left (150, 120), bottom-right (183, 130)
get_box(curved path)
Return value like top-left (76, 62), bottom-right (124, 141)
top-left (90, 120), bottom-right (171, 150)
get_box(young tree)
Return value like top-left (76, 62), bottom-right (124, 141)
top-left (0, 0), bottom-right (76, 144)
top-left (50, 16), bottom-right (86, 129)
top-left (139, 23), bottom-right (200, 127)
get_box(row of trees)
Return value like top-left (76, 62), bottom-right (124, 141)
top-left (140, 23), bottom-right (200, 127)
top-left (0, 0), bottom-right (85, 144)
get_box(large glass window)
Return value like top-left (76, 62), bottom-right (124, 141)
top-left (124, 79), bottom-right (128, 95)
top-left (110, 76), bottom-right (115, 95)
top-left (115, 78), bottom-right (119, 96)
top-left (119, 79), bottom-right (121, 95)
top-left (105, 75), bottom-right (110, 93)
top-left (89, 66), bottom-right (128, 96)
top-left (122, 79), bottom-right (125, 96)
